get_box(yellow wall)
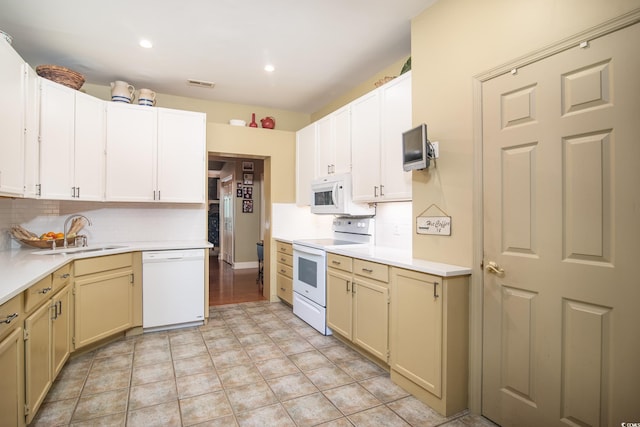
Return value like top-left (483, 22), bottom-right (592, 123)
top-left (410, 0), bottom-right (640, 266)
top-left (82, 83), bottom-right (311, 132)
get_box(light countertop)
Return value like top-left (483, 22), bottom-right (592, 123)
top-left (0, 240), bottom-right (212, 306)
top-left (273, 237), bottom-right (471, 278)
top-left (327, 245), bottom-right (471, 277)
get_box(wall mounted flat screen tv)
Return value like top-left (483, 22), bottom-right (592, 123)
top-left (402, 123), bottom-right (429, 171)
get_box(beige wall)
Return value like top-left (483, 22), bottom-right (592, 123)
top-left (83, 83), bottom-right (310, 132)
top-left (233, 159), bottom-right (263, 264)
top-left (410, 0), bottom-right (640, 266)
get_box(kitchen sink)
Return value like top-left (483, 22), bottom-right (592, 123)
top-left (31, 245), bottom-right (127, 255)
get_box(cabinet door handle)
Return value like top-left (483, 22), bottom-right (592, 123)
top-left (346, 281), bottom-right (350, 292)
top-left (71, 186), bottom-right (76, 198)
top-left (374, 186), bottom-right (378, 197)
top-left (433, 282), bottom-right (439, 298)
top-left (352, 282), bottom-right (356, 294)
top-left (77, 187), bottom-right (80, 198)
top-left (2, 313), bottom-right (18, 324)
top-left (58, 300), bottom-right (62, 316)
top-left (380, 184), bottom-right (384, 196)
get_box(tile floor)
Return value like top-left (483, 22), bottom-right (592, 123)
top-left (30, 301), bottom-right (498, 426)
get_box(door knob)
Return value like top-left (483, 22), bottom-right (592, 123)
top-left (485, 261), bottom-right (505, 276)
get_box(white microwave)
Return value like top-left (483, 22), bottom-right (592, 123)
top-left (309, 173), bottom-right (375, 216)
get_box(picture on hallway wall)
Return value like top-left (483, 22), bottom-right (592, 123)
top-left (243, 186), bottom-right (253, 199)
top-left (243, 173), bottom-right (253, 185)
top-left (242, 199), bottom-right (253, 213)
top-left (242, 161), bottom-right (254, 171)
top-left (236, 188), bottom-right (243, 198)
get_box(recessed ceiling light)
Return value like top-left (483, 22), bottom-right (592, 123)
top-left (139, 39), bottom-right (153, 48)
top-left (264, 64), bottom-right (275, 72)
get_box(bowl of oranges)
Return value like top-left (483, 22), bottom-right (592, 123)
top-left (10, 226), bottom-right (68, 249)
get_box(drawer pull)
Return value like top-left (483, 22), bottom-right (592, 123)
top-left (280, 269), bottom-right (286, 274)
top-left (2, 313), bottom-right (18, 324)
top-left (38, 287), bottom-right (52, 295)
top-left (280, 257), bottom-right (286, 262)
top-left (280, 287), bottom-right (286, 291)
top-left (361, 268), bottom-right (373, 273)
top-left (60, 273), bottom-right (70, 279)
top-left (332, 260), bottom-right (341, 265)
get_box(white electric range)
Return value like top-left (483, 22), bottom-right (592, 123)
top-left (292, 217), bottom-right (374, 335)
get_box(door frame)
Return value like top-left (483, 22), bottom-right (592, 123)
top-left (220, 174), bottom-right (234, 266)
top-left (469, 9), bottom-right (640, 415)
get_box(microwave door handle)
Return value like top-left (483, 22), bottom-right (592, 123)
top-left (332, 182), bottom-right (339, 207)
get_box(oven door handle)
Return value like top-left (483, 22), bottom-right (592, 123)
top-left (293, 244), bottom-right (326, 257)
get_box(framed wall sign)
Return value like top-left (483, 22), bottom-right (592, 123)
top-left (243, 186), bottom-right (253, 199)
top-left (242, 161), bottom-right (254, 171)
top-left (416, 204), bottom-right (452, 236)
top-left (243, 173), bottom-right (253, 185)
top-left (243, 199), bottom-right (253, 213)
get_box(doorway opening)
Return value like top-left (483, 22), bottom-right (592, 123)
top-left (207, 155), bottom-right (266, 305)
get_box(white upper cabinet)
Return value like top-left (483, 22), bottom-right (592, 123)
top-left (351, 90), bottom-right (382, 202)
top-left (0, 40), bottom-right (26, 196)
top-left (352, 72), bottom-right (412, 202)
top-left (296, 122), bottom-right (316, 206)
top-left (316, 105), bottom-right (351, 178)
top-left (39, 79), bottom-right (75, 199)
top-left (379, 72), bottom-right (412, 201)
top-left (106, 103), bottom-right (206, 203)
top-left (105, 102), bottom-right (157, 202)
top-left (156, 108), bottom-right (206, 203)
top-left (39, 79), bottom-right (105, 200)
top-left (23, 65), bottom-right (40, 198)
top-left (73, 91), bottom-right (106, 201)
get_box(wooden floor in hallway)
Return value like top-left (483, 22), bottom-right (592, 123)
top-left (208, 255), bottom-right (266, 306)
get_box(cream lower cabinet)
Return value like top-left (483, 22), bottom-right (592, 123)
top-left (327, 253), bottom-right (389, 362)
top-left (24, 264), bottom-right (72, 424)
top-left (389, 267), bottom-right (469, 417)
top-left (275, 241), bottom-right (293, 304)
top-left (0, 294), bottom-right (25, 427)
top-left (74, 253), bottom-right (134, 350)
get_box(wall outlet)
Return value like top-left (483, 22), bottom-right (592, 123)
top-left (431, 141), bottom-right (439, 159)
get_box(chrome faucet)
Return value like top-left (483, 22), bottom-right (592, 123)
top-left (63, 214), bottom-right (92, 248)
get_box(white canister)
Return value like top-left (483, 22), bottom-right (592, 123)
top-left (110, 81), bottom-right (135, 103)
top-left (138, 88), bottom-right (156, 106)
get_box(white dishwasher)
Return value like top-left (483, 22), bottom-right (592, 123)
top-left (142, 249), bottom-right (205, 331)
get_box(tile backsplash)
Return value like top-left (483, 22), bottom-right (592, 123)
top-left (0, 198), bottom-right (206, 250)
top-left (374, 201), bottom-right (412, 250)
top-left (271, 201), bottom-right (412, 251)
top-left (1, 198), bottom-right (411, 252)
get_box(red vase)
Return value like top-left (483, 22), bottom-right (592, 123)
top-left (249, 113), bottom-right (258, 128)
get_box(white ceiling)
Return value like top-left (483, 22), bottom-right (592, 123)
top-left (0, 0), bottom-right (437, 114)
